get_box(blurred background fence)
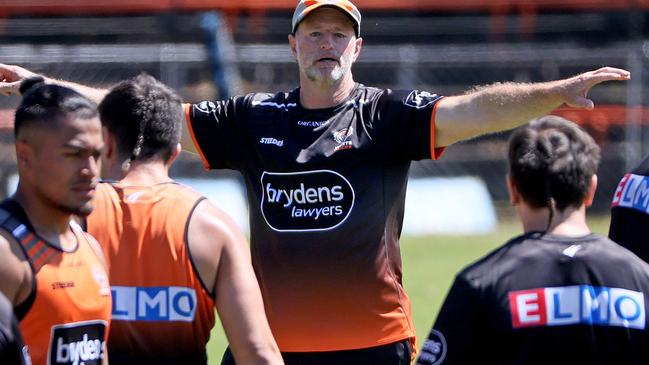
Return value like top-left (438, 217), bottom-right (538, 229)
top-left (1, 0), bottom-right (649, 215)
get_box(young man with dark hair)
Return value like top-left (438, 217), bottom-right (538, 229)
top-left (0, 78), bottom-right (111, 365)
top-left (86, 74), bottom-right (282, 365)
top-left (416, 116), bottom-right (649, 365)
top-left (0, 0), bottom-right (631, 362)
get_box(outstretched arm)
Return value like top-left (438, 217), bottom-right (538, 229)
top-left (434, 67), bottom-right (630, 147)
top-left (181, 104), bottom-right (199, 154)
top-left (187, 200), bottom-right (283, 365)
top-left (0, 63), bottom-right (109, 103)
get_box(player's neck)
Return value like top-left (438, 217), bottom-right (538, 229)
top-left (12, 187), bottom-right (76, 247)
top-left (520, 204), bottom-right (591, 236)
top-left (299, 74), bottom-right (356, 109)
top-left (119, 160), bottom-right (173, 186)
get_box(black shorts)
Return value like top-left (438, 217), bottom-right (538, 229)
top-left (219, 339), bottom-right (412, 365)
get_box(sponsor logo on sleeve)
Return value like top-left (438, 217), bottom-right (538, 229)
top-left (404, 91), bottom-right (440, 109)
top-left (251, 101), bottom-right (297, 110)
top-left (417, 329), bottom-right (447, 365)
top-left (611, 173), bottom-right (649, 216)
top-left (111, 286), bottom-right (197, 322)
top-left (195, 101), bottom-right (218, 114)
top-left (48, 320), bottom-right (107, 365)
top-left (509, 285), bottom-right (645, 329)
top-left (260, 170), bottom-right (355, 232)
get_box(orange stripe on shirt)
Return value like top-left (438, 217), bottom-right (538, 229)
top-left (183, 103), bottom-right (211, 170)
top-left (27, 241), bottom-right (45, 258)
top-left (430, 97), bottom-right (446, 160)
top-left (21, 233), bottom-right (35, 245)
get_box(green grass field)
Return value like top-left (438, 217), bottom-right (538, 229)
top-left (205, 214), bottom-right (612, 363)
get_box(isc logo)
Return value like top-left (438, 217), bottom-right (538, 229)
top-left (509, 285), bottom-right (645, 329)
top-left (111, 286), bottom-right (197, 322)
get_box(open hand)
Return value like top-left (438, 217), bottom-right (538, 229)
top-left (561, 67), bottom-right (630, 110)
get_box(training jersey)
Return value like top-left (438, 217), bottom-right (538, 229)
top-left (610, 155), bottom-right (649, 263)
top-left (86, 181), bottom-right (214, 365)
top-left (0, 199), bottom-right (111, 365)
top-left (417, 232), bottom-right (649, 365)
top-left (186, 83), bottom-right (444, 352)
top-left (0, 292), bottom-right (30, 365)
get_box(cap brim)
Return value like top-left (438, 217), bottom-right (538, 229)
top-left (292, 4), bottom-right (360, 37)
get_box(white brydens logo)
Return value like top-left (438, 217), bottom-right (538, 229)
top-left (48, 320), bottom-right (107, 365)
top-left (260, 170), bottom-right (355, 232)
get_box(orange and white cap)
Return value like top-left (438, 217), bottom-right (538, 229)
top-left (291, 0), bottom-right (361, 37)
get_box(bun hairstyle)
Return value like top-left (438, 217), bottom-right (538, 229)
top-left (508, 115), bottom-right (600, 213)
top-left (19, 76), bottom-right (46, 95)
top-left (14, 76), bottom-right (98, 137)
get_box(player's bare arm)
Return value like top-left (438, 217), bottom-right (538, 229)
top-left (0, 232), bottom-right (33, 307)
top-left (0, 63), bottom-right (109, 103)
top-left (180, 106), bottom-right (199, 155)
top-left (187, 200), bottom-right (283, 365)
top-left (434, 67), bottom-right (631, 147)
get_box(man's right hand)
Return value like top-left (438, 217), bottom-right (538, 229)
top-left (0, 64), bottom-right (38, 96)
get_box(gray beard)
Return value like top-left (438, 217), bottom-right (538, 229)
top-left (303, 56), bottom-right (352, 86)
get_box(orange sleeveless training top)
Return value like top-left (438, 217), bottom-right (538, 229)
top-left (87, 182), bottom-right (215, 364)
top-left (0, 202), bottom-right (112, 365)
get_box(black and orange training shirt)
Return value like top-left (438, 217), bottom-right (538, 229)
top-left (186, 83), bottom-right (444, 352)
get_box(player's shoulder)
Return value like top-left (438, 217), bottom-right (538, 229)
top-left (186, 198), bottom-right (246, 270)
top-left (590, 234), bottom-right (649, 269)
top-left (188, 198), bottom-right (242, 239)
top-left (630, 153), bottom-right (649, 176)
top-left (457, 233), bottom-right (530, 282)
top-left (0, 208), bottom-right (24, 259)
top-left (88, 181), bottom-right (122, 213)
top-left (161, 181), bottom-right (204, 200)
top-left (0, 291), bottom-right (15, 332)
top-left (94, 181), bottom-right (118, 199)
top-left (372, 86), bottom-right (442, 108)
top-left (0, 230), bottom-right (16, 257)
top-left (0, 219), bottom-right (29, 286)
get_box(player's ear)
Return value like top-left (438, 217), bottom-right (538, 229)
top-left (102, 127), bottom-right (116, 160)
top-left (506, 174), bottom-right (520, 205)
top-left (352, 36), bottom-right (363, 62)
top-left (288, 34), bottom-right (297, 59)
top-left (584, 174), bottom-right (598, 208)
top-left (15, 139), bottom-right (34, 173)
top-left (167, 143), bottom-right (181, 167)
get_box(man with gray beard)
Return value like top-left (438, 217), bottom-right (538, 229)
top-left (0, 0), bottom-right (631, 363)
